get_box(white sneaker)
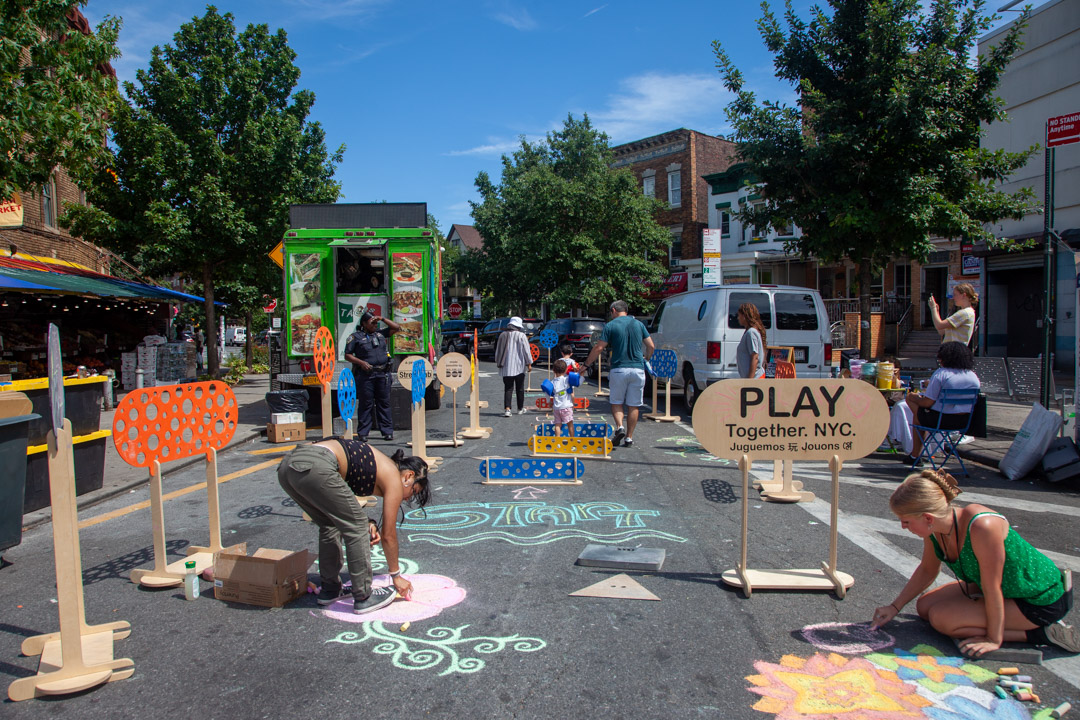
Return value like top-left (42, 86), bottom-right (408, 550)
top-left (1046, 621), bottom-right (1080, 653)
top-left (518, 408), bottom-right (528, 415)
top-left (503, 409), bottom-right (512, 417)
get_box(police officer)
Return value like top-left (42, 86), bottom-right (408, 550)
top-left (344, 311), bottom-right (401, 441)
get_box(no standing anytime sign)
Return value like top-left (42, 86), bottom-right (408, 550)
top-left (1048, 112), bottom-right (1080, 148)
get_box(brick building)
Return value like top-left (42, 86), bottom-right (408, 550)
top-left (611, 129), bottom-right (738, 288)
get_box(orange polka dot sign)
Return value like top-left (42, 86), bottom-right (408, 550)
top-left (112, 381), bottom-right (238, 467)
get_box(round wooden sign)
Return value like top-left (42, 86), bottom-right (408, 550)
top-left (692, 379), bottom-right (890, 462)
top-left (397, 355), bottom-right (433, 389)
top-left (436, 352), bottom-right (471, 389)
top-left (313, 326), bottom-right (335, 386)
top-left (529, 343), bottom-right (540, 362)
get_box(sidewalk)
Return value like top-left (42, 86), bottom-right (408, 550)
top-left (19, 374), bottom-right (277, 531)
top-left (957, 398), bottom-right (1035, 469)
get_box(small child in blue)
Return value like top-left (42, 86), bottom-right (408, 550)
top-left (542, 359), bottom-right (580, 437)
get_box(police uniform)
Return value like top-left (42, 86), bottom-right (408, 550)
top-left (345, 322), bottom-right (394, 440)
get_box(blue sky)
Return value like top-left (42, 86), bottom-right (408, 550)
top-left (82, 0), bottom-right (1020, 233)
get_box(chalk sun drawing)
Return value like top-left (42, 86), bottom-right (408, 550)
top-left (746, 652), bottom-right (933, 719)
top-left (865, 645), bottom-right (996, 695)
top-left (799, 621), bottom-right (896, 654)
top-left (400, 501), bottom-right (687, 546)
top-left (322, 548), bottom-right (546, 675)
top-left (657, 435), bottom-right (735, 464)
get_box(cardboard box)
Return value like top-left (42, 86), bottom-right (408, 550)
top-left (271, 412), bottom-right (304, 425)
top-left (213, 548), bottom-right (314, 608)
top-left (267, 421), bottom-right (305, 443)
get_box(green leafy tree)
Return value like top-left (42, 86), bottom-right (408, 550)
top-left (64, 7), bottom-right (342, 375)
top-left (714, 0), bottom-right (1036, 357)
top-left (463, 114), bottom-right (671, 316)
top-left (0, 1), bottom-right (121, 200)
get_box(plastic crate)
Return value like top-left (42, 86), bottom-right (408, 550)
top-left (23, 430), bottom-right (110, 514)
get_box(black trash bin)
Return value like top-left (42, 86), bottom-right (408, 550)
top-left (265, 389), bottom-right (309, 415)
top-left (0, 412), bottom-right (41, 555)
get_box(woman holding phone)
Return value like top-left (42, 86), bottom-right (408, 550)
top-left (928, 283), bottom-right (978, 346)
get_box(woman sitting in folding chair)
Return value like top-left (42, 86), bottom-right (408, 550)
top-left (871, 470), bottom-right (1079, 658)
top-left (903, 342), bottom-right (980, 467)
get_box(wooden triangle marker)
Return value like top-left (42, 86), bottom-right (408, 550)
top-left (569, 573), bottom-right (659, 601)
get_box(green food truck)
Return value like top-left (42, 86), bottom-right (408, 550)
top-left (280, 203), bottom-right (442, 388)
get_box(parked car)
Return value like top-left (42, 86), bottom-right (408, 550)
top-left (225, 327), bottom-right (247, 346)
top-left (476, 317), bottom-right (542, 358)
top-left (648, 285), bottom-right (832, 410)
top-left (255, 329), bottom-right (281, 346)
top-left (440, 319), bottom-right (486, 355)
top-left (533, 317), bottom-right (606, 361)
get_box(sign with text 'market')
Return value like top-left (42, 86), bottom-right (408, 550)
top-left (692, 379), bottom-right (890, 462)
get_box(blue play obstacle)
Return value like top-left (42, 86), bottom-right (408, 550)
top-left (336, 369), bottom-right (356, 419)
top-left (480, 457), bottom-right (586, 480)
top-left (533, 422), bottom-right (612, 438)
top-left (650, 349), bottom-right (677, 380)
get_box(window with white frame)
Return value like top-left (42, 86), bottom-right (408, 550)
top-left (777, 218), bottom-right (795, 236)
top-left (642, 175), bottom-right (655, 198)
top-left (894, 263), bottom-right (911, 298)
top-left (41, 176), bottom-right (56, 228)
top-left (720, 212), bottom-right (730, 237)
top-left (669, 232), bottom-right (682, 266)
top-left (667, 171), bottom-right (681, 207)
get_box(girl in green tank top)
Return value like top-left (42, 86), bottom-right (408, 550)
top-left (869, 470), bottom-right (1078, 658)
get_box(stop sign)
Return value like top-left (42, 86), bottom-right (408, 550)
top-left (263, 298), bottom-right (278, 313)
top-left (448, 302), bottom-right (462, 318)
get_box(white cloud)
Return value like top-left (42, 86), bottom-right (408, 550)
top-left (583, 5), bottom-right (608, 18)
top-left (447, 136), bottom-right (542, 157)
top-left (588, 72), bottom-right (735, 142)
top-left (491, 3), bottom-right (538, 31)
top-left (287, 0), bottom-right (391, 21)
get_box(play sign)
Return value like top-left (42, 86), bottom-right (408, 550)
top-left (1048, 112), bottom-right (1080, 148)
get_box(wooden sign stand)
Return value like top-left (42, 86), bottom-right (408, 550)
top-left (460, 352), bottom-right (492, 439)
top-left (131, 448), bottom-right (245, 587)
top-left (8, 420), bottom-right (134, 702)
top-left (427, 353), bottom-right (470, 448)
top-left (409, 398), bottom-right (443, 471)
top-left (757, 460), bottom-right (813, 503)
top-left (321, 384), bottom-right (332, 439)
top-left (721, 455), bottom-right (851, 598)
top-left (648, 378), bottom-right (678, 422)
top-left (595, 354), bottom-right (609, 397)
top-left (692, 378), bottom-right (889, 600)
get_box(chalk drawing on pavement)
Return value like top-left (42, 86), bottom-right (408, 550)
top-left (865, 644), bottom-right (996, 695)
top-left (398, 501), bottom-right (687, 546)
top-left (657, 435), bottom-right (735, 464)
top-left (321, 548), bottom-right (546, 675)
top-left (799, 621), bottom-right (895, 654)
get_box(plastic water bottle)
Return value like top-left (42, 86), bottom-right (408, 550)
top-left (183, 560), bottom-right (199, 600)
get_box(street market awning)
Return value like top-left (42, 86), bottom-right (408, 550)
top-left (0, 255), bottom-right (213, 304)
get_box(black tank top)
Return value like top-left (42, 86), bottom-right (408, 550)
top-left (327, 437), bottom-right (378, 496)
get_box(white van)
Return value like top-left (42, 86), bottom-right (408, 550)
top-left (647, 285), bottom-right (832, 410)
top-left (225, 327), bottom-right (247, 346)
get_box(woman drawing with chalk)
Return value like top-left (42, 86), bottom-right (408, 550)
top-left (736, 303), bottom-right (767, 379)
top-left (870, 470), bottom-right (1079, 657)
top-left (277, 438), bottom-right (431, 614)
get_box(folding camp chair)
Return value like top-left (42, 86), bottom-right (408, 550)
top-left (911, 387), bottom-right (980, 476)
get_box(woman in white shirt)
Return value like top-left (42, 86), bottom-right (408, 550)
top-left (903, 342), bottom-right (981, 465)
top-left (495, 316), bottom-right (532, 416)
top-left (928, 283), bottom-right (977, 346)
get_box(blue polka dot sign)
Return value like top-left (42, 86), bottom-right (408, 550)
top-left (411, 359), bottom-right (426, 405)
top-left (536, 329), bottom-right (559, 350)
top-left (650, 349), bottom-right (677, 380)
top-left (337, 369), bottom-right (357, 419)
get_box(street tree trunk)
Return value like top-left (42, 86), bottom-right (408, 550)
top-left (203, 263), bottom-right (219, 378)
top-left (859, 258), bottom-right (873, 360)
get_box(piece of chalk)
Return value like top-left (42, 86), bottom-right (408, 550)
top-left (1052, 701), bottom-right (1072, 718)
top-left (994, 686), bottom-right (1009, 699)
top-left (1015, 691), bottom-right (1035, 702)
top-left (1000, 674), bottom-right (1032, 683)
top-left (1007, 682), bottom-right (1034, 692)
top-left (400, 621), bottom-right (410, 632)
top-left (998, 667), bottom-right (1020, 675)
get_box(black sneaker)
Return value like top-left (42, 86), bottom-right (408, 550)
top-left (1046, 621), bottom-right (1080, 653)
top-left (353, 586), bottom-right (396, 615)
top-left (623, 437), bottom-right (634, 448)
top-left (612, 426), bottom-right (626, 446)
top-left (903, 454), bottom-right (924, 468)
top-left (382, 434), bottom-right (394, 441)
top-left (317, 582), bottom-right (345, 606)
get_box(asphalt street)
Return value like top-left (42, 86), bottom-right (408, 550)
top-left (2, 360), bottom-right (1079, 718)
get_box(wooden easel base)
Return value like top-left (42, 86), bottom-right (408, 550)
top-left (8, 630), bottom-right (133, 701)
top-left (595, 389), bottom-right (609, 397)
top-left (465, 400), bottom-right (489, 409)
top-left (648, 415), bottom-right (678, 422)
top-left (460, 427), bottom-right (492, 439)
top-left (410, 439), bottom-right (463, 448)
top-left (417, 455), bottom-right (443, 472)
top-left (721, 567), bottom-right (854, 598)
top-left (762, 490), bottom-right (816, 503)
top-left (130, 568), bottom-right (183, 588)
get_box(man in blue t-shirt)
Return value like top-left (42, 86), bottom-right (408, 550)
top-left (584, 300), bottom-right (654, 448)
